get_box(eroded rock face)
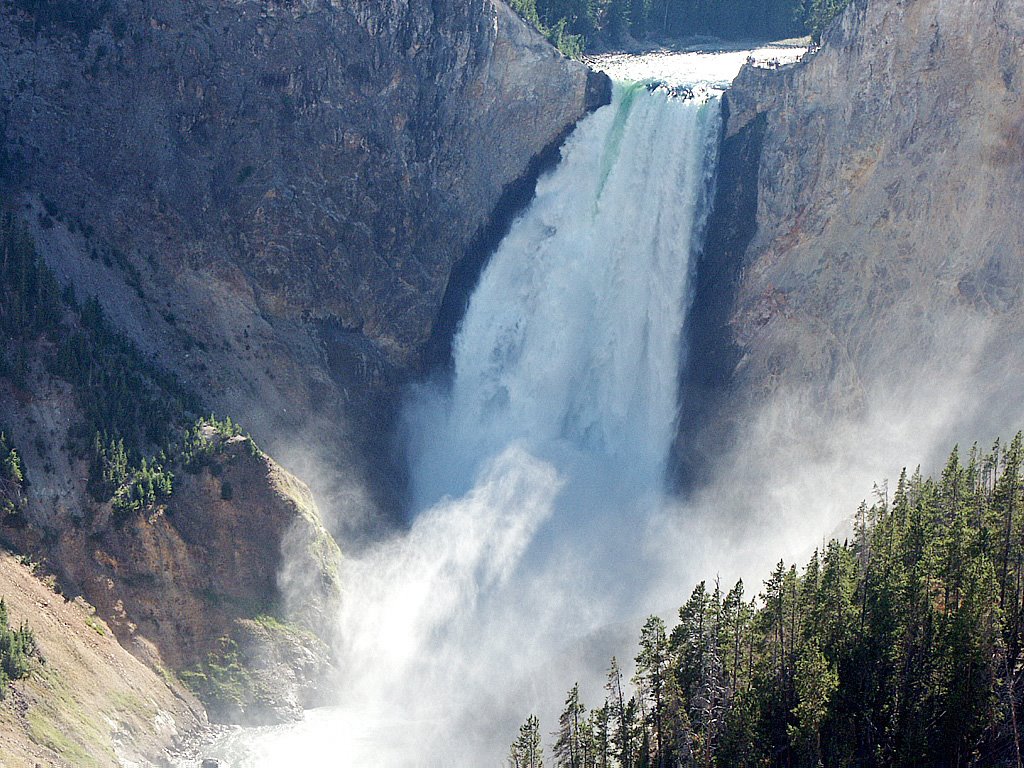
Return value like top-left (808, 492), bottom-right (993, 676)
top-left (0, 0), bottom-right (608, 515)
top-left (0, 353), bottom-right (341, 724)
top-left (219, 616), bottom-right (333, 725)
top-left (0, 552), bottom-right (204, 766)
top-left (679, 0), bottom-right (1024, 479)
top-left (53, 429), bottom-right (343, 672)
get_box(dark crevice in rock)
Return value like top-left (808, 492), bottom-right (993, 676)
top-left (315, 318), bottom-right (407, 524)
top-left (422, 68), bottom-right (612, 375)
top-left (670, 103), bottom-right (766, 495)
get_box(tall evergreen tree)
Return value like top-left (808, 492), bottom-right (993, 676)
top-left (634, 616), bottom-right (670, 767)
top-left (510, 714), bottom-right (545, 768)
top-left (554, 683), bottom-right (587, 768)
top-left (606, 657), bottom-right (634, 768)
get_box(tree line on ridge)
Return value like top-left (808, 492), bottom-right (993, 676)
top-left (510, 0), bottom-right (851, 57)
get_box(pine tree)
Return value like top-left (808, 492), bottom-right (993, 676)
top-left (0, 432), bottom-right (25, 516)
top-left (554, 683), bottom-right (586, 768)
top-left (525, 435), bottom-right (1024, 767)
top-left (788, 642), bottom-right (837, 765)
top-left (634, 616), bottom-right (670, 767)
top-left (670, 581), bottom-right (710, 703)
top-left (0, 597), bottom-right (34, 699)
top-left (606, 657), bottom-right (634, 768)
top-left (510, 714), bottom-right (545, 768)
top-left (590, 702), bottom-right (612, 768)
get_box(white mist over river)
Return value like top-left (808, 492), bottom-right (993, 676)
top-left (190, 48), bottom-right (807, 767)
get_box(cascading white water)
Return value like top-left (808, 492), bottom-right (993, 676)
top-left (194, 58), bottom-right (740, 767)
top-left (407, 82), bottom-right (720, 512)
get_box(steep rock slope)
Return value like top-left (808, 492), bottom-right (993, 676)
top-left (0, 552), bottom-right (203, 767)
top-left (0, 0), bottom-right (608, 514)
top-left (51, 427), bottom-right (343, 671)
top-left (0, 373), bottom-right (342, 723)
top-left (679, 0), bottom-right (1024, 481)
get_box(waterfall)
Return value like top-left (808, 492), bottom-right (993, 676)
top-left (356, 81), bottom-right (723, 764)
top-left (408, 83), bottom-right (721, 510)
top-left (197, 71), bottom-right (729, 768)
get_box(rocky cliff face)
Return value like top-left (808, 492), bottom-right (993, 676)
top-left (50, 428), bottom-right (342, 671)
top-left (0, 0), bottom-right (608, 516)
top-left (679, 0), bottom-right (1024, 484)
top-left (0, 392), bottom-right (343, 723)
top-left (0, 0), bottom-right (608, 738)
top-left (0, 552), bottom-right (203, 766)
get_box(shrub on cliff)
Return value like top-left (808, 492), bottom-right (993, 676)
top-left (0, 597), bottom-right (36, 699)
top-left (805, 0), bottom-right (851, 42)
top-left (110, 457), bottom-right (173, 516)
top-left (87, 431), bottom-right (128, 502)
top-left (179, 636), bottom-right (255, 722)
top-left (0, 432), bottom-right (25, 518)
top-left (508, 0), bottom-right (586, 57)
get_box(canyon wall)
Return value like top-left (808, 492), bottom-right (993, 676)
top-left (679, 0), bottom-right (1024, 484)
top-left (0, 0), bottom-right (608, 754)
top-left (0, 0), bottom-right (608, 517)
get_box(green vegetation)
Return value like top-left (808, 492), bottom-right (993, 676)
top-left (95, 414), bottom-right (246, 515)
top-left (1, 207), bottom-right (198, 476)
top-left (520, 434), bottom-right (1024, 768)
top-left (25, 711), bottom-right (101, 767)
top-left (84, 614), bottom-right (107, 637)
top-left (180, 617), bottom-right (328, 722)
top-left (87, 430), bottom-right (176, 513)
top-left (510, 713), bottom-right (546, 768)
top-left (510, 0), bottom-right (850, 55)
top-left (180, 636), bottom-right (255, 720)
top-left (0, 430), bottom-right (25, 518)
top-left (0, 209), bottom-right (259, 518)
top-left (23, 664), bottom-right (120, 766)
top-left (179, 415), bottom-right (244, 474)
top-left (248, 613), bottom-right (323, 653)
top-left (510, 0), bottom-right (586, 57)
top-left (52, 295), bottom-right (200, 451)
top-left (0, 212), bottom-right (62, 340)
top-left (110, 457), bottom-right (173, 515)
top-left (0, 596), bottom-right (36, 698)
top-left (0, 212), bottom-right (62, 388)
top-left (804, 0), bottom-right (851, 42)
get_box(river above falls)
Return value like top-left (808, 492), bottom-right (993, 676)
top-left (585, 41), bottom-right (807, 91)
